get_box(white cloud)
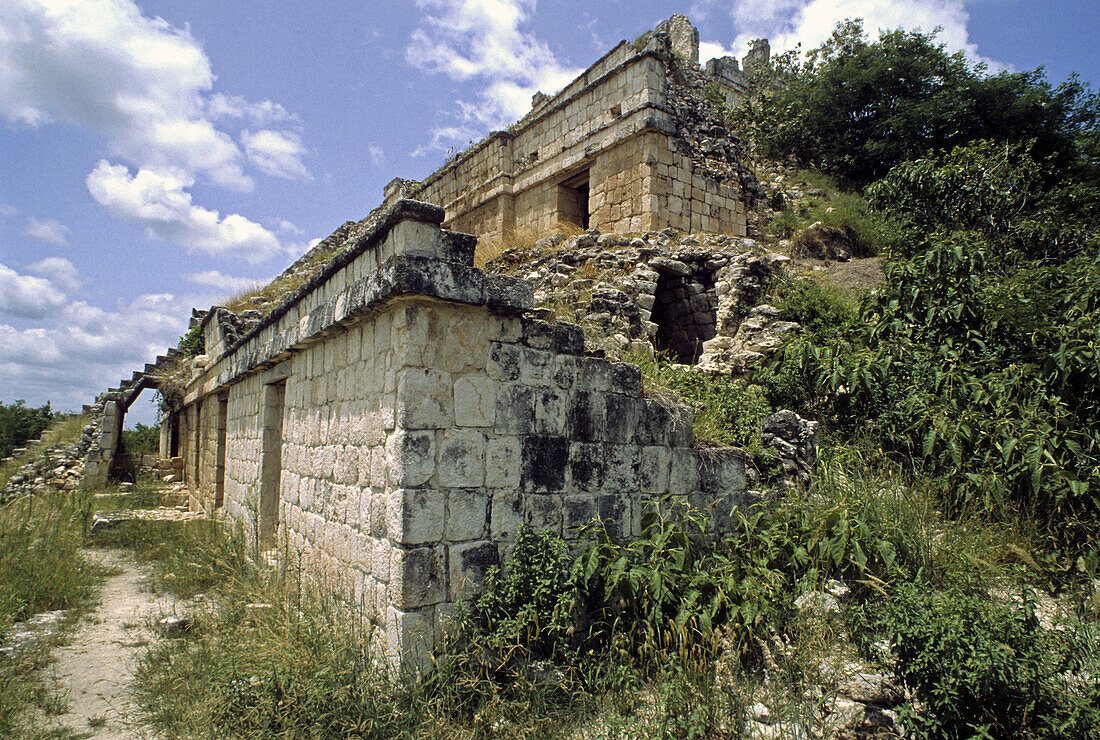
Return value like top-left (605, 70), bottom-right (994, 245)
top-left (86, 160), bottom-right (283, 262)
top-left (0, 261), bottom-right (69, 318)
top-left (411, 124), bottom-right (481, 158)
top-left (368, 144), bottom-right (385, 167)
top-left (205, 92), bottom-right (295, 125)
top-left (0, 0), bottom-right (252, 189)
top-left (406, 0), bottom-right (580, 150)
top-left (23, 216), bottom-right (70, 244)
top-left (697, 0), bottom-right (1003, 71)
top-left (241, 129), bottom-right (310, 180)
top-left (0, 0), bottom-right (307, 260)
top-left (185, 269), bottom-right (261, 293)
top-left (0, 290), bottom-right (205, 412)
top-left (0, 204), bottom-right (19, 217)
top-left (28, 257), bottom-right (81, 293)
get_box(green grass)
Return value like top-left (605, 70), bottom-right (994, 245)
top-left (121, 441), bottom-right (1100, 739)
top-left (622, 347), bottom-right (773, 450)
top-left (0, 490), bottom-right (102, 737)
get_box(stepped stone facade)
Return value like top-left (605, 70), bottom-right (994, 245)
top-left (382, 14), bottom-right (763, 246)
top-left (167, 200), bottom-right (757, 672)
top-left (65, 15), bottom-right (783, 673)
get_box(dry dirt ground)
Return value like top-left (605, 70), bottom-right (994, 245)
top-left (27, 549), bottom-right (178, 739)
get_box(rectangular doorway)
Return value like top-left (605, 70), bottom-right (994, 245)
top-left (259, 381), bottom-right (286, 548)
top-left (214, 393), bottom-right (228, 509)
top-left (557, 169), bottom-right (591, 229)
top-left (193, 400), bottom-right (203, 488)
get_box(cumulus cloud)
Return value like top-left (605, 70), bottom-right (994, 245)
top-left (0, 0), bottom-right (307, 259)
top-left (406, 0), bottom-right (580, 150)
top-left (241, 129), bottom-right (310, 180)
top-left (28, 257), bottom-right (81, 293)
top-left (0, 290), bottom-right (205, 412)
top-left (205, 93), bottom-right (295, 125)
top-left (185, 269), bottom-right (261, 293)
top-left (23, 216), bottom-right (70, 244)
top-left (0, 261), bottom-right (70, 318)
top-left (697, 0), bottom-right (1002, 70)
top-left (0, 0), bottom-right (252, 188)
top-left (86, 160), bottom-right (284, 262)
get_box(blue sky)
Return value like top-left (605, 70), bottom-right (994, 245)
top-left (2, 0), bottom-right (1098, 427)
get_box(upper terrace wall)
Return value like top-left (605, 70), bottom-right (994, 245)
top-left (181, 200), bottom-right (757, 673)
top-left (394, 19), bottom-right (754, 246)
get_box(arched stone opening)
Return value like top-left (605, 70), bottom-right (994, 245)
top-left (651, 267), bottom-right (718, 364)
top-left (103, 375), bottom-right (176, 483)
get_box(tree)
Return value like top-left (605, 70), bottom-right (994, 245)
top-left (745, 21), bottom-right (1099, 189)
top-left (0, 400), bottom-right (54, 458)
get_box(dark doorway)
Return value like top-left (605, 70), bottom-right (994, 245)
top-left (169, 415), bottom-right (180, 457)
top-left (214, 393), bottom-right (228, 509)
top-left (557, 169), bottom-right (591, 229)
top-left (193, 399), bottom-right (203, 488)
top-left (651, 270), bottom-right (718, 364)
top-left (259, 381), bottom-right (286, 548)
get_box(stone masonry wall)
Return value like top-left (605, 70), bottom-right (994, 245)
top-left (180, 199), bottom-right (757, 674)
top-left (389, 17), bottom-right (752, 246)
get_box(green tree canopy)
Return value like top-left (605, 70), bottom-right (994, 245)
top-left (746, 21), bottom-right (1098, 188)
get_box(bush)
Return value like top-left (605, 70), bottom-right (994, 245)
top-left (775, 278), bottom-right (858, 337)
top-left (465, 527), bottom-right (577, 660)
top-left (859, 583), bottom-right (1100, 739)
top-left (742, 21), bottom-right (1096, 188)
top-left (0, 400), bottom-right (54, 460)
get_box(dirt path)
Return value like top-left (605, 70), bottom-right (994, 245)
top-left (32, 549), bottom-right (178, 739)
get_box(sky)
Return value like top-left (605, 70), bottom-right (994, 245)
top-left (2, 0), bottom-right (1098, 427)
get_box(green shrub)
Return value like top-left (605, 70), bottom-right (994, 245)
top-left (120, 422), bottom-right (159, 458)
top-left (775, 278), bottom-right (858, 337)
top-left (465, 527), bottom-right (577, 660)
top-left (0, 400), bottom-right (54, 460)
top-left (177, 323), bottom-right (204, 356)
top-left (768, 209), bottom-right (802, 240)
top-left (860, 583), bottom-right (1100, 739)
top-left (742, 21), bottom-right (1096, 188)
top-left (625, 349), bottom-right (773, 449)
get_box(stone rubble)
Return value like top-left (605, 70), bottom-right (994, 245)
top-left (1, 411), bottom-right (100, 504)
top-left (0, 609), bottom-right (69, 660)
top-left (488, 226), bottom-right (799, 373)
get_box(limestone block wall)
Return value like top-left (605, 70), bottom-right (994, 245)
top-left (179, 199), bottom-right (756, 673)
top-left (397, 22), bottom-right (749, 245)
top-left (654, 137), bottom-right (747, 236)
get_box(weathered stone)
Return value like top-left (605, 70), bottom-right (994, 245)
top-left (390, 546), bottom-right (445, 609)
top-left (386, 430), bottom-right (436, 488)
top-left (448, 541), bottom-right (499, 601)
top-left (445, 489), bottom-right (488, 541)
top-left (386, 488), bottom-right (444, 545)
top-left (437, 429), bottom-right (485, 488)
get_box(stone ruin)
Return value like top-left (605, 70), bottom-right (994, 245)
top-left (32, 15), bottom-right (824, 673)
top-left (169, 199), bottom-right (770, 673)
top-left (376, 13), bottom-right (767, 246)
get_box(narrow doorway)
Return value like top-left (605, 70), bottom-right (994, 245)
top-left (193, 400), bottom-right (203, 488)
top-left (259, 381), bottom-right (286, 548)
top-left (214, 393), bottom-right (228, 509)
top-left (169, 414), bottom-right (179, 457)
top-left (557, 169), bottom-right (591, 229)
top-left (651, 270), bottom-right (718, 364)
